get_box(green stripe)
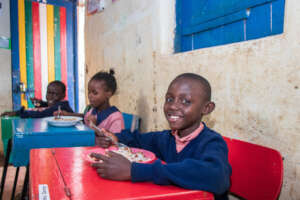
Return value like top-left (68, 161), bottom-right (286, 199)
top-left (54, 6), bottom-right (61, 81)
top-left (25, 1), bottom-right (34, 108)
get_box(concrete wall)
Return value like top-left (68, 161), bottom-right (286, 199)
top-left (85, 0), bottom-right (299, 199)
top-left (0, 0), bottom-right (12, 153)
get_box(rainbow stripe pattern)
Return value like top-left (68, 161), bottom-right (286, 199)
top-left (11, 0), bottom-right (76, 110)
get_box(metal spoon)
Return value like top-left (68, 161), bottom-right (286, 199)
top-left (57, 105), bottom-right (61, 119)
top-left (90, 123), bottom-right (129, 148)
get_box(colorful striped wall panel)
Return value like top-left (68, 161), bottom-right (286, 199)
top-left (11, 0), bottom-right (75, 110)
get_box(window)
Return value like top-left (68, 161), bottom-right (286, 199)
top-left (175, 0), bottom-right (285, 52)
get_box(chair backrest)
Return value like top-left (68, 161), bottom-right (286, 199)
top-left (122, 113), bottom-right (141, 132)
top-left (223, 137), bottom-right (283, 200)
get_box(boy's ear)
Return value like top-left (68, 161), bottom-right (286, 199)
top-left (202, 101), bottom-right (215, 115)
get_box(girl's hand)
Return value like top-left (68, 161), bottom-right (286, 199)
top-left (86, 114), bottom-right (97, 128)
top-left (91, 151), bottom-right (132, 181)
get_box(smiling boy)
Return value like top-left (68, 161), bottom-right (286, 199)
top-left (91, 73), bottom-right (232, 200)
top-left (1, 80), bottom-right (73, 118)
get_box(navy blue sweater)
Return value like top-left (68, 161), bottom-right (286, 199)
top-left (116, 124), bottom-right (231, 200)
top-left (16, 100), bottom-right (73, 118)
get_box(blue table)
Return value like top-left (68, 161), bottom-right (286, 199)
top-left (11, 118), bottom-right (95, 167)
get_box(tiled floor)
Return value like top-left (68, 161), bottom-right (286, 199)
top-left (0, 155), bottom-right (26, 200)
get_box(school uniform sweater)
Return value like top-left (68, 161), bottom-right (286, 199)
top-left (16, 100), bottom-right (73, 118)
top-left (116, 124), bottom-right (232, 200)
top-left (84, 106), bottom-right (124, 133)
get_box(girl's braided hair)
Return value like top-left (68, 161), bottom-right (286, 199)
top-left (90, 69), bottom-right (117, 95)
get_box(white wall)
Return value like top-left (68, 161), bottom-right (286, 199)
top-left (85, 0), bottom-right (299, 199)
top-left (77, 0), bottom-right (87, 112)
top-left (0, 0), bottom-right (12, 152)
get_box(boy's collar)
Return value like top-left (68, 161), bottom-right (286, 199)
top-left (172, 122), bottom-right (205, 142)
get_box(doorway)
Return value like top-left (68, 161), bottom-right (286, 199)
top-left (10, 0), bottom-right (77, 110)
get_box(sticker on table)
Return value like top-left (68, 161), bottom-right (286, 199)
top-left (39, 184), bottom-right (50, 200)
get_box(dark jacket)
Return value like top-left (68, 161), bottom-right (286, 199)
top-left (17, 100), bottom-right (73, 118)
top-left (116, 124), bottom-right (232, 200)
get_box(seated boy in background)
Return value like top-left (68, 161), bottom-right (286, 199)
top-left (91, 73), bottom-right (232, 200)
top-left (1, 80), bottom-right (73, 118)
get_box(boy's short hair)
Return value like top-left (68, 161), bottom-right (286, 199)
top-left (175, 73), bottom-right (212, 101)
top-left (48, 80), bottom-right (66, 94)
top-left (90, 69), bottom-right (117, 95)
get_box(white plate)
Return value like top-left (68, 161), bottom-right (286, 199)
top-left (46, 116), bottom-right (83, 127)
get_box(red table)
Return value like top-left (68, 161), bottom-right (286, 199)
top-left (30, 147), bottom-right (214, 200)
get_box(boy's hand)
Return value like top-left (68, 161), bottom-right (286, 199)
top-left (1, 111), bottom-right (17, 117)
top-left (30, 97), bottom-right (42, 107)
top-left (53, 110), bottom-right (69, 116)
top-left (91, 151), bottom-right (132, 181)
top-left (94, 128), bottom-right (118, 148)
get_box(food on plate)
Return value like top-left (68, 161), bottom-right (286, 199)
top-left (53, 117), bottom-right (78, 121)
top-left (89, 147), bottom-right (151, 163)
top-left (111, 147), bottom-right (151, 163)
top-left (47, 116), bottom-right (82, 127)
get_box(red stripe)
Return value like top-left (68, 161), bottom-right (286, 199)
top-left (32, 2), bottom-right (42, 99)
top-left (60, 7), bottom-right (68, 100)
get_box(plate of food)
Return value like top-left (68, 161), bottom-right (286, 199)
top-left (46, 116), bottom-right (83, 127)
top-left (83, 146), bottom-right (156, 164)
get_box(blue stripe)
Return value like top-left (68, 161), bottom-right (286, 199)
top-left (73, 4), bottom-right (79, 112)
top-left (190, 0), bottom-right (275, 26)
top-left (31, 0), bottom-right (75, 7)
top-left (10, 0), bottom-right (21, 110)
top-left (66, 3), bottom-right (75, 110)
top-left (271, 0), bottom-right (285, 34)
top-left (174, 0), bottom-right (182, 53)
top-left (181, 35), bottom-right (192, 52)
top-left (183, 10), bottom-right (249, 35)
top-left (193, 20), bottom-right (244, 49)
top-left (246, 3), bottom-right (271, 40)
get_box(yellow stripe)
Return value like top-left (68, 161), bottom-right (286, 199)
top-left (18, 0), bottom-right (28, 108)
top-left (47, 4), bottom-right (55, 82)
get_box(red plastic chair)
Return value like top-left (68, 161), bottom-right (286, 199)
top-left (223, 137), bottom-right (283, 200)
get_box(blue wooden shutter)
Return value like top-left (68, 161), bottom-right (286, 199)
top-left (175, 0), bottom-right (285, 52)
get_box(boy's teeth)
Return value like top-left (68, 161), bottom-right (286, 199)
top-left (170, 116), bottom-right (179, 119)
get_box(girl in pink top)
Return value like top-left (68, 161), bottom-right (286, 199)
top-left (84, 69), bottom-right (125, 136)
